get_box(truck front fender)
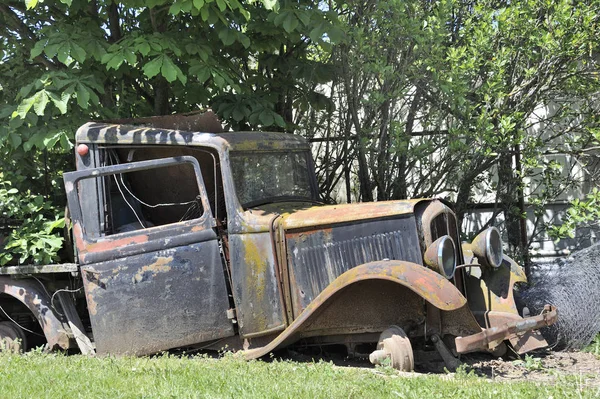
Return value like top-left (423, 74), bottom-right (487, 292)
top-left (243, 260), bottom-right (467, 359)
top-left (0, 276), bottom-right (71, 350)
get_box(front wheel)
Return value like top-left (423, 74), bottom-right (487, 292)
top-left (369, 325), bottom-right (414, 372)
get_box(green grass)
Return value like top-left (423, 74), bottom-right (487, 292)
top-left (0, 351), bottom-right (596, 399)
top-left (584, 333), bottom-right (600, 358)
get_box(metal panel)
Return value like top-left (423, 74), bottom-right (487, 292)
top-left (285, 216), bottom-right (423, 316)
top-left (82, 241), bottom-right (234, 355)
top-left (228, 232), bottom-right (287, 338)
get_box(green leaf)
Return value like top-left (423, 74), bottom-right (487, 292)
top-left (193, 0), bottom-right (204, 10)
top-left (200, 6), bottom-right (210, 21)
top-left (71, 43), bottom-right (87, 63)
top-left (9, 133), bottom-right (22, 149)
top-left (48, 92), bottom-right (70, 114)
top-left (216, 0), bottom-right (226, 12)
top-left (16, 95), bottom-right (36, 118)
top-left (59, 0), bottom-right (72, 5)
top-left (295, 10), bottom-right (310, 26)
top-left (239, 33), bottom-right (250, 49)
top-left (181, 0), bottom-right (193, 13)
top-left (274, 113), bottom-right (285, 127)
top-left (44, 43), bottom-right (61, 59)
top-left (42, 131), bottom-right (62, 149)
top-left (30, 40), bottom-right (46, 59)
top-left (25, 0), bottom-right (38, 9)
top-left (32, 90), bottom-right (49, 116)
top-left (56, 43), bottom-right (71, 65)
top-left (169, 1), bottom-right (182, 15)
top-left (125, 50), bottom-right (137, 65)
top-left (143, 56), bottom-right (164, 78)
top-left (261, 0), bottom-right (277, 10)
top-left (218, 29), bottom-right (237, 46)
top-left (191, 64), bottom-right (211, 83)
top-left (327, 26), bottom-right (344, 44)
top-left (59, 132), bottom-right (72, 150)
top-left (137, 42), bottom-right (151, 56)
top-left (76, 84), bottom-right (91, 109)
top-left (259, 110), bottom-right (274, 126)
top-left (282, 13), bottom-right (299, 34)
top-left (160, 56), bottom-right (178, 82)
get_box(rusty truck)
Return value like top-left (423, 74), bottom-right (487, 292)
top-left (0, 119), bottom-right (557, 371)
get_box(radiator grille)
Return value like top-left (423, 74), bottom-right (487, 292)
top-left (286, 217), bottom-right (422, 310)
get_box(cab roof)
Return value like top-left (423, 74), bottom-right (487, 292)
top-left (75, 122), bottom-right (310, 152)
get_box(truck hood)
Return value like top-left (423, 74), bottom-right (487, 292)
top-left (253, 199), bottom-right (426, 230)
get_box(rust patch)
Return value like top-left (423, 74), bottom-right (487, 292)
top-left (134, 257), bottom-right (173, 283)
top-left (87, 234), bottom-right (149, 253)
top-left (280, 200), bottom-right (423, 230)
top-left (86, 292), bottom-right (98, 316)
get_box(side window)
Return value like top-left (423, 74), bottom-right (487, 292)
top-left (65, 156), bottom-right (210, 240)
top-left (103, 150), bottom-right (204, 235)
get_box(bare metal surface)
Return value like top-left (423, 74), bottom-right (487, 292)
top-left (0, 276), bottom-right (71, 350)
top-left (455, 305), bottom-right (557, 354)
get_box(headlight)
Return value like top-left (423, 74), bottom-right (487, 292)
top-left (424, 235), bottom-right (456, 279)
top-left (471, 227), bottom-right (503, 268)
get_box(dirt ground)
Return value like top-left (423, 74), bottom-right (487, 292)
top-left (283, 348), bottom-right (600, 387)
top-left (461, 350), bottom-right (600, 387)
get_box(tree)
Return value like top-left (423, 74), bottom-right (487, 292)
top-left (299, 0), bottom-right (600, 261)
top-left (0, 0), bottom-right (342, 264)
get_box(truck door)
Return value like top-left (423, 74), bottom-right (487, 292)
top-left (64, 156), bottom-right (234, 355)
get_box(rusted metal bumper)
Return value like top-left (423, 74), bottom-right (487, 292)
top-left (455, 305), bottom-right (557, 354)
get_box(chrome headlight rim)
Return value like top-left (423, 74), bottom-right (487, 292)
top-left (424, 235), bottom-right (457, 279)
top-left (484, 227), bottom-right (503, 268)
top-left (472, 226), bottom-right (504, 268)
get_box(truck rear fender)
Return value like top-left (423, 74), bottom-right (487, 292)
top-left (0, 276), bottom-right (71, 350)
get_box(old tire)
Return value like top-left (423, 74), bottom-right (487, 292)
top-left (0, 321), bottom-right (27, 353)
top-left (370, 325), bottom-right (414, 372)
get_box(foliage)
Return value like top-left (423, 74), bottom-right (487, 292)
top-left (0, 0), bottom-right (341, 263)
top-left (1, 0), bottom-right (599, 261)
top-left (299, 0), bottom-right (600, 257)
top-left (548, 188), bottom-right (600, 241)
top-left (0, 351), bottom-right (596, 398)
top-left (0, 178), bottom-right (64, 265)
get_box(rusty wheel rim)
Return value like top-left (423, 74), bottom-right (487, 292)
top-left (376, 325), bottom-right (414, 372)
top-left (0, 321), bottom-right (27, 353)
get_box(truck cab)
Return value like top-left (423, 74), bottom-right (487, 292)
top-left (0, 121), bottom-right (556, 370)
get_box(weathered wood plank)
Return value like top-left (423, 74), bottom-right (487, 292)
top-left (0, 263), bottom-right (78, 275)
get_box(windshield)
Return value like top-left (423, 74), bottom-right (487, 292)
top-left (230, 151), bottom-right (315, 207)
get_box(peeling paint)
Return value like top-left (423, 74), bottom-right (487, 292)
top-left (133, 257), bottom-right (173, 283)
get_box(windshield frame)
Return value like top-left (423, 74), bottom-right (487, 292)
top-left (229, 149), bottom-right (320, 209)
